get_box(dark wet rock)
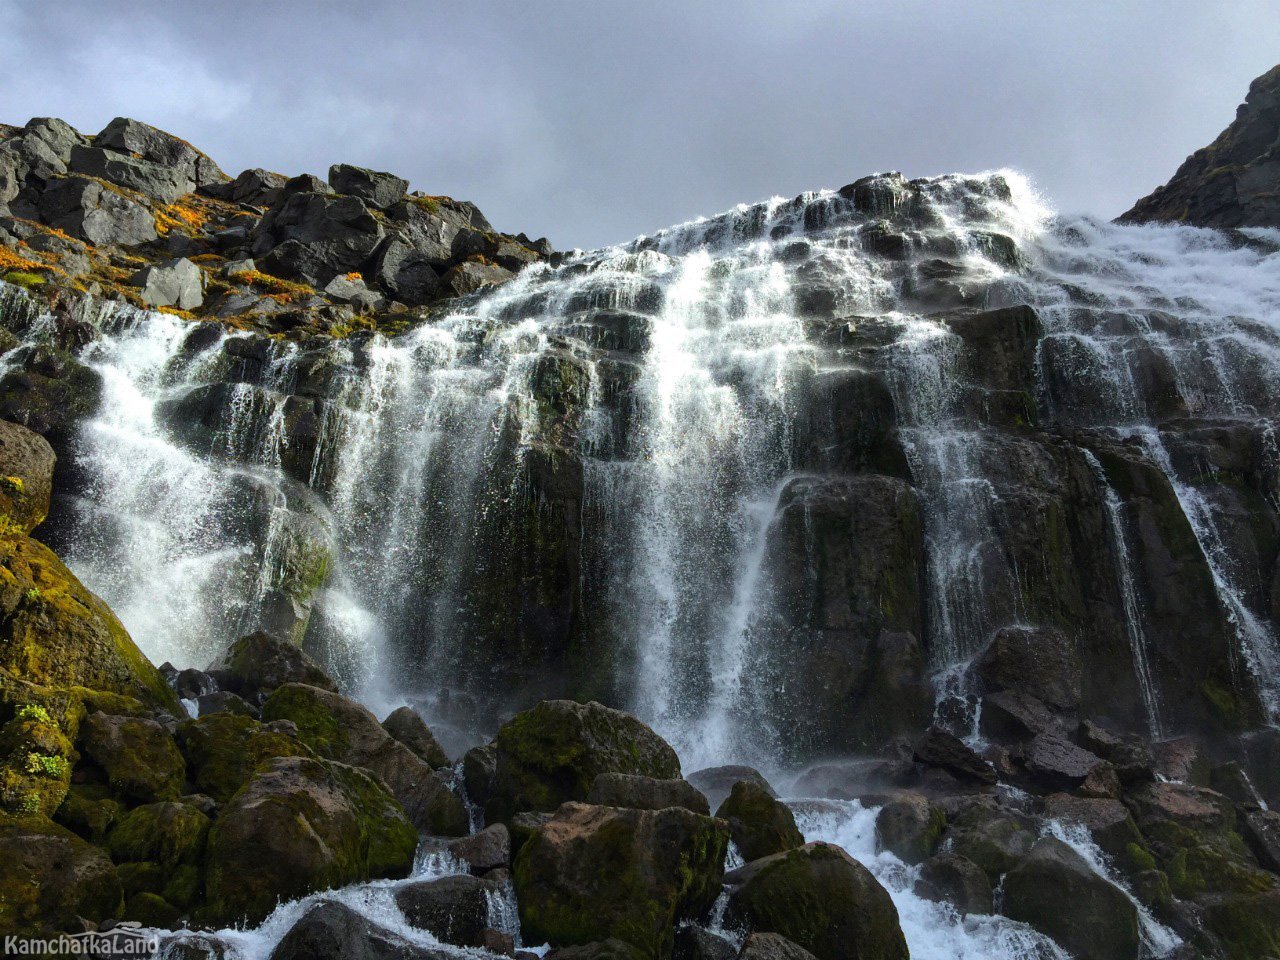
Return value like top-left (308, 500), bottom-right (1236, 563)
top-left (587, 772), bottom-right (710, 815)
top-left (788, 756), bottom-right (915, 801)
top-left (80, 712), bottom-right (186, 803)
top-left (1019, 732), bottom-right (1104, 791)
top-left (874, 792), bottom-right (944, 865)
top-left (261, 683), bottom-right (468, 835)
top-left (202, 755), bottom-right (418, 927)
top-left (269, 899), bottom-right (452, 960)
top-left (447, 823), bottom-right (511, 874)
top-left (466, 699), bottom-right (681, 823)
top-left (687, 765), bottom-right (776, 812)
top-left (1151, 736), bottom-right (1210, 786)
top-left (329, 163), bottom-right (408, 210)
top-left (441, 259), bottom-right (515, 296)
top-left (132, 257), bottom-right (203, 310)
top-left (0, 418), bottom-right (54, 534)
top-left (979, 690), bottom-right (1064, 743)
top-left (672, 926), bottom-right (736, 960)
top-left (1041, 794), bottom-right (1145, 863)
top-left (194, 690), bottom-right (258, 718)
top-left (913, 727), bottom-right (996, 784)
top-left (1209, 761), bottom-right (1265, 810)
top-left (913, 852), bottom-right (992, 915)
top-left (717, 780), bottom-right (804, 862)
top-left (942, 802), bottom-right (1038, 880)
top-left (738, 933), bottom-right (820, 960)
top-left (0, 814), bottom-right (122, 934)
top-left (1003, 836), bottom-right (1140, 960)
top-left (726, 842), bottom-right (907, 960)
top-left (0, 342), bottom-right (103, 443)
top-left (1076, 720), bottom-right (1155, 783)
top-left (1243, 809), bottom-right (1280, 872)
top-left (514, 801), bottom-right (728, 958)
top-left (382, 705), bottom-right (450, 768)
top-left (394, 873), bottom-right (495, 947)
top-left (545, 942), bottom-right (646, 960)
top-left (975, 625), bottom-right (1081, 710)
top-left (209, 631), bottom-right (338, 700)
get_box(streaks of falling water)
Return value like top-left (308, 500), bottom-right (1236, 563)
top-left (1081, 448), bottom-right (1165, 738)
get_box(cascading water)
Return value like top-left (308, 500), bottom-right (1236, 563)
top-left (9, 167), bottom-right (1279, 958)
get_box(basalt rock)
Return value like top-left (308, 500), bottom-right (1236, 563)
top-left (686, 765), bottom-right (776, 812)
top-left (514, 801), bottom-right (728, 958)
top-left (269, 899), bottom-right (454, 960)
top-left (913, 852), bottom-right (992, 915)
top-left (0, 419), bottom-right (54, 534)
top-left (209, 631), bottom-right (338, 700)
top-left (201, 755), bottom-right (418, 927)
top-left (874, 792), bottom-right (944, 865)
top-left (716, 779), bottom-right (804, 862)
top-left (726, 842), bottom-right (908, 960)
top-left (587, 772), bottom-right (711, 815)
top-left (382, 705), bottom-right (451, 768)
top-left (0, 814), bottom-right (122, 933)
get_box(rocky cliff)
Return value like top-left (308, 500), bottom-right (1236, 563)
top-left (1120, 63), bottom-right (1280, 228)
top-left (1, 70), bottom-right (1280, 960)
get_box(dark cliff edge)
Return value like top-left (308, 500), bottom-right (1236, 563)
top-left (1120, 63), bottom-right (1280, 228)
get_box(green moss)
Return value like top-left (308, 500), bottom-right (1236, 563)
top-left (260, 685), bottom-right (347, 759)
top-left (1, 271), bottom-right (46, 290)
top-left (107, 801), bottom-right (210, 868)
top-left (1124, 841), bottom-right (1157, 873)
top-left (0, 711), bottom-right (73, 816)
top-left (53, 783), bottom-right (122, 844)
top-left (177, 712), bottom-right (312, 803)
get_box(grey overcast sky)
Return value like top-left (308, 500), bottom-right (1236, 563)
top-left (1, 1), bottom-right (1277, 249)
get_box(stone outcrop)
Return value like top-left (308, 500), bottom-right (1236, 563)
top-left (1121, 64), bottom-right (1280, 228)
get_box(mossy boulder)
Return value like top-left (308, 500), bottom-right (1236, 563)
top-left (716, 780), bottom-right (804, 863)
top-left (177, 711), bottom-right (312, 804)
top-left (0, 419), bottom-right (54, 535)
top-left (726, 842), bottom-right (907, 960)
top-left (382, 705), bottom-right (450, 768)
top-left (79, 712), bottom-right (185, 803)
top-left (0, 533), bottom-right (179, 715)
top-left (1201, 888), bottom-right (1280, 960)
top-left (53, 782), bottom-right (122, 844)
top-left (0, 704), bottom-right (73, 816)
top-left (209, 630), bottom-right (338, 701)
top-left (940, 802), bottom-right (1038, 880)
top-left (1002, 837), bottom-right (1140, 960)
top-left (514, 801), bottom-right (729, 958)
top-left (0, 813), bottom-right (122, 933)
top-left (201, 755), bottom-right (418, 927)
top-left (873, 793), bottom-right (944, 866)
top-left (261, 682), bottom-right (467, 835)
top-left (106, 800), bottom-right (210, 867)
top-left (470, 699), bottom-right (682, 823)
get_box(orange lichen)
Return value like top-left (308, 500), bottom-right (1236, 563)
top-left (227, 268), bottom-right (313, 304)
top-left (344, 271), bottom-right (362, 282)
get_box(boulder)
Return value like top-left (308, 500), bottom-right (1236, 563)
top-left (716, 780), bottom-right (804, 862)
top-left (672, 926), bottom-right (736, 960)
top-left (382, 705), bottom-right (450, 768)
top-left (261, 683), bottom-right (468, 835)
top-left (441, 260), bottom-right (515, 297)
top-left (1041, 794), bottom-right (1145, 864)
top-left (975, 625), bottom-right (1081, 710)
top-left (467, 699), bottom-right (681, 822)
top-left (202, 755), bottom-right (418, 927)
top-left (942, 802), bottom-right (1038, 879)
top-left (687, 765), bottom-right (776, 811)
top-left (873, 793), bottom-right (944, 865)
top-left (393, 873), bottom-right (495, 947)
top-left (369, 238), bottom-right (441, 304)
top-left (513, 801), bottom-right (728, 957)
top-left (37, 175), bottom-right (157, 246)
top-left (726, 842), bottom-right (907, 960)
top-left (209, 631), bottom-right (338, 700)
top-left (587, 773), bottom-right (710, 815)
top-left (1002, 837), bottom-right (1140, 960)
top-left (79, 712), bottom-right (185, 803)
top-left (106, 800), bottom-right (209, 868)
top-left (1243, 809), bottom-right (1280, 872)
top-left (913, 852), bottom-right (992, 915)
top-left (132, 257), bottom-right (204, 310)
top-left (913, 727), bottom-right (996, 784)
top-left (1019, 733), bottom-right (1104, 791)
top-left (0, 814), bottom-right (122, 933)
top-left (218, 168), bottom-right (287, 207)
top-left (1076, 721), bottom-right (1155, 782)
top-left (546, 942), bottom-right (646, 960)
top-left (0, 343), bottom-right (104, 443)
top-left (0, 703), bottom-right (73, 816)
top-left (329, 164), bottom-right (409, 210)
top-left (979, 690), bottom-right (1064, 743)
top-left (94, 116), bottom-right (225, 188)
top-left (194, 690), bottom-right (257, 718)
top-left (69, 145), bottom-right (192, 203)
top-left (252, 191), bottom-right (385, 287)
top-left (269, 899), bottom-right (453, 960)
top-left (177, 711), bottom-right (312, 803)
top-left (0, 419), bottom-right (54, 534)
top-left (446, 822), bottom-right (511, 874)
top-left (739, 934), bottom-right (820, 960)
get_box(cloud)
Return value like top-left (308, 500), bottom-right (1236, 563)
top-left (1, 0), bottom-right (1276, 248)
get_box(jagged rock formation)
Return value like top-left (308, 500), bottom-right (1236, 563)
top-left (1121, 64), bottom-right (1280, 228)
top-left (0, 115), bottom-right (553, 340)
